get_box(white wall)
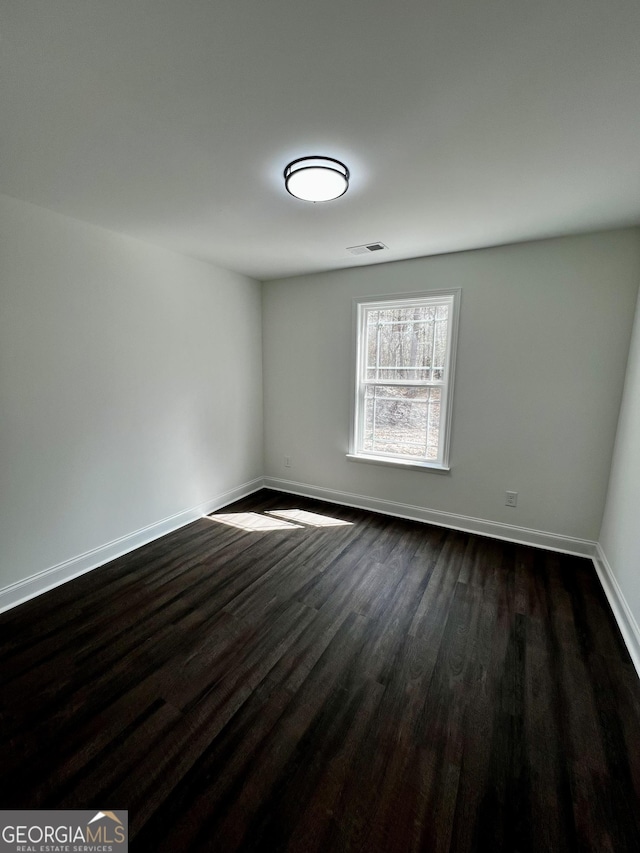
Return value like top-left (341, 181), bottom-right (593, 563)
top-left (599, 287), bottom-right (640, 628)
top-left (263, 230), bottom-right (640, 542)
top-left (0, 194), bottom-right (263, 590)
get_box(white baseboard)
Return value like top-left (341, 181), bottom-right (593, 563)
top-left (263, 476), bottom-right (597, 558)
top-left (0, 477), bottom-right (264, 615)
top-left (592, 545), bottom-right (640, 680)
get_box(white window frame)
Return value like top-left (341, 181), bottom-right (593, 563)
top-left (348, 289), bottom-right (461, 471)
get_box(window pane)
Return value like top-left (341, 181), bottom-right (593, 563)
top-left (366, 313), bottom-right (379, 380)
top-left (364, 304), bottom-right (449, 381)
top-left (363, 385), bottom-right (441, 460)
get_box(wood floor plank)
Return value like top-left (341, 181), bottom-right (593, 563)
top-left (1, 489), bottom-right (640, 851)
top-left (131, 676), bottom-right (294, 853)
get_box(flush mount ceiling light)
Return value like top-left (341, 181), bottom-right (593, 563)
top-left (284, 156), bottom-right (349, 202)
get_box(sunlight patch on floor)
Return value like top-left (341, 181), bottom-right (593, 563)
top-left (266, 509), bottom-right (353, 527)
top-left (206, 512), bottom-right (303, 532)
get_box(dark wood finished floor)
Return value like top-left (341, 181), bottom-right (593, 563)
top-left (1, 490), bottom-right (640, 851)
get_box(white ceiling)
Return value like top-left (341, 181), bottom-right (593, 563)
top-left (2, 0), bottom-right (640, 280)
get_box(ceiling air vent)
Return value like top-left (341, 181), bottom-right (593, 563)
top-left (347, 242), bottom-right (388, 256)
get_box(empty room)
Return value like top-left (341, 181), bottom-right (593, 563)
top-left (1, 1), bottom-right (640, 851)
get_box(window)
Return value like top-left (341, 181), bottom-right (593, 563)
top-left (349, 290), bottom-right (460, 470)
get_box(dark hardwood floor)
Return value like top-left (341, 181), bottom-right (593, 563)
top-left (1, 489), bottom-right (640, 851)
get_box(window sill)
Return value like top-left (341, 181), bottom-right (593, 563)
top-left (346, 453), bottom-right (451, 473)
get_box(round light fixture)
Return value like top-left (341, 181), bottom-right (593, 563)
top-left (284, 156), bottom-right (349, 202)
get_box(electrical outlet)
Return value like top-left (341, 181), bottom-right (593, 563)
top-left (284, 456), bottom-right (291, 468)
top-left (505, 491), bottom-right (518, 508)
